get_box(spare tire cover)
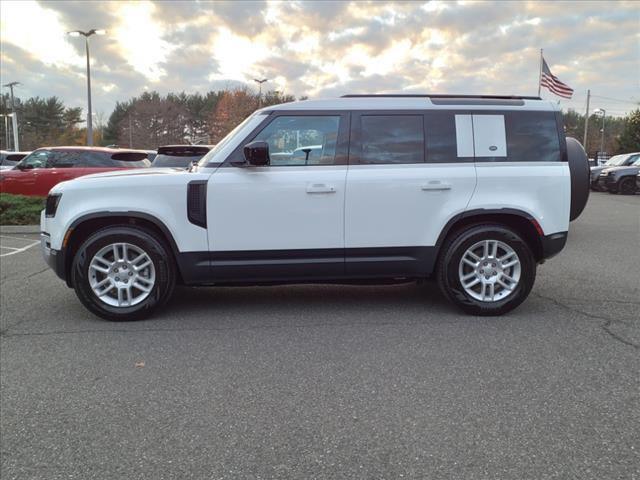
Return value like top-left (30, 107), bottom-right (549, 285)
top-left (566, 137), bottom-right (590, 221)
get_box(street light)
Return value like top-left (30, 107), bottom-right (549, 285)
top-left (253, 78), bottom-right (268, 107)
top-left (593, 108), bottom-right (606, 155)
top-left (68, 29), bottom-right (105, 146)
top-left (2, 81), bottom-right (20, 150)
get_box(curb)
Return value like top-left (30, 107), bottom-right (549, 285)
top-left (0, 225), bottom-right (40, 234)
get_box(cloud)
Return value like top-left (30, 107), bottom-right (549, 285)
top-left (0, 0), bottom-right (638, 119)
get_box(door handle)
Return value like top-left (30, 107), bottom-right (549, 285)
top-left (306, 183), bottom-right (336, 194)
top-left (421, 181), bottom-right (452, 191)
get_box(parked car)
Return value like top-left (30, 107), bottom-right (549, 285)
top-left (145, 150), bottom-right (157, 162)
top-left (590, 152), bottom-right (640, 190)
top-left (0, 150), bottom-right (31, 170)
top-left (41, 94), bottom-right (590, 321)
top-left (596, 157), bottom-right (640, 194)
top-left (151, 145), bottom-right (214, 168)
top-left (0, 147), bottom-right (151, 196)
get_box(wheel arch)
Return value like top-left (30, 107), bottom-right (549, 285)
top-left (63, 212), bottom-right (183, 287)
top-left (435, 209), bottom-right (545, 264)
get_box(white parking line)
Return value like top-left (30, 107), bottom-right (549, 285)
top-left (0, 241), bottom-right (40, 257)
top-left (0, 235), bottom-right (40, 242)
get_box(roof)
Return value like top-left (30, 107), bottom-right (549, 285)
top-left (157, 145), bottom-right (215, 149)
top-left (35, 146), bottom-right (150, 153)
top-left (260, 95), bottom-right (559, 113)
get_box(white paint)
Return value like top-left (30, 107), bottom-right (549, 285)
top-left (472, 114), bottom-right (507, 157)
top-left (208, 165), bottom-right (347, 251)
top-left (41, 169), bottom-right (210, 252)
top-left (345, 163), bottom-right (477, 248)
top-left (469, 162), bottom-right (570, 235)
top-left (455, 115), bottom-right (474, 157)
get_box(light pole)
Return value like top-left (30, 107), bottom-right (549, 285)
top-left (1, 114), bottom-right (10, 150)
top-left (594, 108), bottom-right (606, 155)
top-left (253, 78), bottom-right (268, 107)
top-left (68, 29), bottom-right (105, 146)
top-left (2, 81), bottom-right (20, 150)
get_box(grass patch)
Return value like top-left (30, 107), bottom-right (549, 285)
top-left (0, 193), bottom-right (45, 225)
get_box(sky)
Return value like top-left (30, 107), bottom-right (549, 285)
top-left (0, 0), bottom-right (638, 121)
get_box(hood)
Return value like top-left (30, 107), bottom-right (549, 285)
top-left (601, 165), bottom-right (640, 176)
top-left (77, 167), bottom-right (187, 180)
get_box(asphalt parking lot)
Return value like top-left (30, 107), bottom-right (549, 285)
top-left (1, 192), bottom-right (638, 479)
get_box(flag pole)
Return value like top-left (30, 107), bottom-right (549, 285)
top-left (537, 48), bottom-right (543, 97)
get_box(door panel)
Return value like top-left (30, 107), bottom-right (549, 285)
top-left (208, 165), bottom-right (347, 251)
top-left (345, 111), bottom-right (477, 277)
top-left (206, 112), bottom-right (350, 281)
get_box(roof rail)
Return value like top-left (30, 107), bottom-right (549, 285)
top-left (341, 94), bottom-right (542, 100)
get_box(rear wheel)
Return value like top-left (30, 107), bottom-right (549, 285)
top-left (71, 226), bottom-right (176, 321)
top-left (619, 177), bottom-right (636, 195)
top-left (437, 225), bottom-right (536, 316)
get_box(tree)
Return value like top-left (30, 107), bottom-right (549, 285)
top-left (209, 88), bottom-right (257, 143)
top-left (617, 109), bottom-right (640, 153)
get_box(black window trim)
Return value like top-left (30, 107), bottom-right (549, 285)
top-left (218, 110), bottom-right (351, 168)
top-left (212, 108), bottom-right (563, 167)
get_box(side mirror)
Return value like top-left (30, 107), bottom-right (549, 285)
top-left (243, 141), bottom-right (269, 166)
top-left (16, 163), bottom-right (33, 170)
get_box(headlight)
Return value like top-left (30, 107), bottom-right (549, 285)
top-left (45, 193), bottom-right (62, 218)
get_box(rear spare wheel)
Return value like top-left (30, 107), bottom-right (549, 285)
top-left (566, 137), bottom-right (590, 221)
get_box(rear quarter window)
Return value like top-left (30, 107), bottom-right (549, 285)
top-left (423, 110), bottom-right (561, 162)
top-left (505, 111), bottom-right (561, 162)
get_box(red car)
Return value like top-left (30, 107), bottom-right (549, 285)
top-left (0, 146), bottom-right (151, 197)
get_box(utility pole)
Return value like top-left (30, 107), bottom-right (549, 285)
top-left (2, 81), bottom-right (20, 151)
top-left (583, 89), bottom-right (590, 149)
top-left (68, 29), bottom-right (105, 146)
top-left (253, 78), bottom-right (268, 107)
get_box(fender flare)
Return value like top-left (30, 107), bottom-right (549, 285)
top-left (61, 211), bottom-right (182, 286)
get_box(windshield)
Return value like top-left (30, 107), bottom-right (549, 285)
top-left (605, 154), bottom-right (628, 166)
top-left (198, 112), bottom-right (268, 166)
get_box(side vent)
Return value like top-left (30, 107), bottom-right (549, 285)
top-left (187, 180), bottom-right (207, 228)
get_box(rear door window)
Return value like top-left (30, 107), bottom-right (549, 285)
top-left (359, 115), bottom-right (424, 164)
top-left (48, 150), bottom-right (86, 168)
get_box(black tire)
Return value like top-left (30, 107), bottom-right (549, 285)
top-left (436, 224), bottom-right (536, 316)
top-left (619, 177), bottom-right (636, 195)
top-left (566, 137), bottom-right (590, 221)
top-left (71, 225), bottom-right (176, 321)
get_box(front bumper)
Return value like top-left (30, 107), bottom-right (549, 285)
top-left (41, 232), bottom-right (66, 282)
top-left (597, 176), bottom-right (617, 191)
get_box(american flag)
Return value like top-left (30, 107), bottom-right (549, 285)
top-left (540, 58), bottom-right (574, 99)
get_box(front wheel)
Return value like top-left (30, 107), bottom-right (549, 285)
top-left (436, 225), bottom-right (536, 316)
top-left (619, 177), bottom-right (637, 195)
top-left (71, 226), bottom-right (176, 321)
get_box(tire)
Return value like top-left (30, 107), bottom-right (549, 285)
top-left (619, 177), bottom-right (636, 195)
top-left (436, 224), bottom-right (536, 316)
top-left (71, 225), bottom-right (176, 321)
top-left (566, 137), bottom-right (590, 221)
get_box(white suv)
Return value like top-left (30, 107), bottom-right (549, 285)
top-left (41, 95), bottom-right (590, 321)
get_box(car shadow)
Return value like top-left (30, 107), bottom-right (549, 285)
top-left (155, 281), bottom-right (458, 324)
